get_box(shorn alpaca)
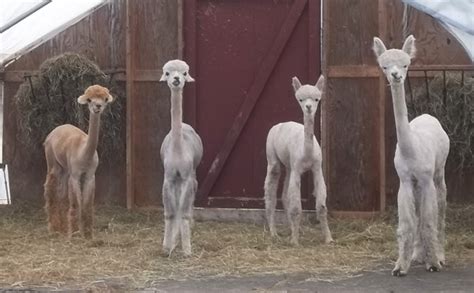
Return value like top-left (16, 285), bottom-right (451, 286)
top-left (373, 35), bottom-right (449, 276)
top-left (43, 85), bottom-right (114, 239)
top-left (160, 59), bottom-right (203, 256)
top-left (264, 75), bottom-right (333, 245)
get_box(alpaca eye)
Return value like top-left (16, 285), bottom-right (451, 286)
top-left (87, 98), bottom-right (91, 103)
top-left (165, 72), bottom-right (170, 76)
top-left (383, 66), bottom-right (387, 70)
top-left (105, 97), bottom-right (109, 102)
top-left (183, 72), bottom-right (187, 76)
top-left (403, 65), bottom-right (408, 68)
top-left (299, 99), bottom-right (303, 102)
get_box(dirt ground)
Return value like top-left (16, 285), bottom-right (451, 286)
top-left (151, 264), bottom-right (474, 292)
top-left (0, 203), bottom-right (473, 292)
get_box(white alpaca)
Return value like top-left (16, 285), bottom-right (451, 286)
top-left (264, 75), bottom-right (333, 245)
top-left (160, 59), bottom-right (203, 256)
top-left (373, 35), bottom-right (449, 276)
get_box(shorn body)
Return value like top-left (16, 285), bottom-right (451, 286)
top-left (373, 35), bottom-right (450, 276)
top-left (264, 75), bottom-right (333, 245)
top-left (160, 59), bottom-right (203, 256)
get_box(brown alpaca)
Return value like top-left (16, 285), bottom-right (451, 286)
top-left (43, 85), bottom-right (113, 239)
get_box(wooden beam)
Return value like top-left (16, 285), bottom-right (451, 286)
top-left (327, 65), bottom-right (380, 78)
top-left (378, 0), bottom-right (387, 212)
top-left (409, 64), bottom-right (474, 71)
top-left (1, 69), bottom-right (126, 82)
top-left (183, 0), bottom-right (197, 127)
top-left (177, 0), bottom-right (184, 60)
top-left (321, 0), bottom-right (330, 200)
top-left (197, 0), bottom-right (309, 201)
top-left (125, 0), bottom-right (136, 210)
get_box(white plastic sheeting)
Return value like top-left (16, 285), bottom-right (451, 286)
top-left (402, 0), bottom-right (474, 62)
top-left (0, 0), bottom-right (106, 67)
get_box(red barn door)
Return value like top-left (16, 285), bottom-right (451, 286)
top-left (184, 0), bottom-right (321, 209)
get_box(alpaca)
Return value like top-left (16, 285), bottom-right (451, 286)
top-left (373, 35), bottom-right (449, 276)
top-left (160, 59), bottom-right (203, 256)
top-left (43, 85), bottom-right (114, 239)
top-left (264, 75), bottom-right (333, 245)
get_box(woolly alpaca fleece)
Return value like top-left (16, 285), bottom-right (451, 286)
top-left (264, 75), bottom-right (333, 246)
top-left (43, 85), bottom-right (113, 239)
top-left (373, 35), bottom-right (450, 276)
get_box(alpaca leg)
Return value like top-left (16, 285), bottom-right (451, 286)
top-left (420, 180), bottom-right (442, 272)
top-left (412, 214), bottom-right (424, 263)
top-left (162, 179), bottom-right (177, 255)
top-left (435, 171), bottom-right (447, 265)
top-left (82, 176), bottom-right (95, 239)
top-left (281, 170), bottom-right (290, 211)
top-left (67, 177), bottom-right (82, 239)
top-left (44, 172), bottom-right (60, 233)
top-left (264, 162), bottom-right (281, 237)
top-left (392, 182), bottom-right (416, 277)
top-left (58, 174), bottom-right (70, 234)
top-left (313, 167), bottom-right (333, 243)
top-left (286, 171), bottom-right (302, 246)
top-left (180, 177), bottom-right (197, 256)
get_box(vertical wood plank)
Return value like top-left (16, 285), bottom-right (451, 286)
top-left (321, 0), bottom-right (331, 202)
top-left (377, 0), bottom-right (387, 211)
top-left (125, 0), bottom-right (136, 209)
top-left (183, 0), bottom-right (197, 128)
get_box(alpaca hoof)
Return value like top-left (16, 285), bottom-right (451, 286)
top-left (161, 249), bottom-right (171, 257)
top-left (427, 265), bottom-right (440, 272)
top-left (324, 237), bottom-right (334, 244)
top-left (392, 268), bottom-right (407, 277)
top-left (440, 260), bottom-right (445, 267)
top-left (183, 250), bottom-right (192, 257)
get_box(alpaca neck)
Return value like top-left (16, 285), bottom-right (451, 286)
top-left (390, 83), bottom-right (414, 157)
top-left (83, 111), bottom-right (101, 161)
top-left (170, 88), bottom-right (183, 150)
top-left (303, 113), bottom-right (315, 157)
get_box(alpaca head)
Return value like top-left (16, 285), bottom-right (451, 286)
top-left (160, 59), bottom-right (195, 90)
top-left (77, 85), bottom-right (114, 114)
top-left (292, 75), bottom-right (325, 117)
top-left (373, 35), bottom-right (416, 85)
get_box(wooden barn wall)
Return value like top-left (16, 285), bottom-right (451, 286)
top-left (126, 0), bottom-right (180, 208)
top-left (3, 0), bottom-right (127, 205)
top-left (2, 0), bottom-right (180, 207)
top-left (324, 0), bottom-right (473, 212)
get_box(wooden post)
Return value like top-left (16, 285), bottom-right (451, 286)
top-left (378, 0), bottom-right (387, 212)
top-left (125, 0), bottom-right (136, 210)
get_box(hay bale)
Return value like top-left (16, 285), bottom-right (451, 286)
top-left (15, 53), bottom-right (125, 161)
top-left (407, 73), bottom-right (474, 170)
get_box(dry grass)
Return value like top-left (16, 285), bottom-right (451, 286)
top-left (0, 204), bottom-right (473, 290)
top-left (408, 72), bottom-right (474, 170)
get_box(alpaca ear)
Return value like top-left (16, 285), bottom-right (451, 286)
top-left (402, 35), bottom-right (416, 59)
top-left (77, 95), bottom-right (88, 104)
top-left (107, 94), bottom-right (114, 103)
top-left (292, 77), bottom-right (302, 92)
top-left (160, 72), bottom-right (167, 82)
top-left (373, 37), bottom-right (387, 58)
top-left (315, 75), bottom-right (325, 91)
top-left (185, 73), bottom-right (195, 82)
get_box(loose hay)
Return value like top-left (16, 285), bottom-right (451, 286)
top-left (14, 53), bottom-right (126, 162)
top-left (0, 204), bottom-right (473, 290)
